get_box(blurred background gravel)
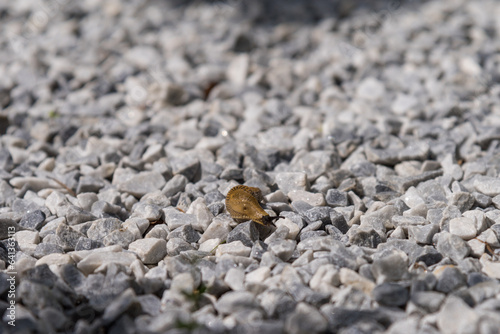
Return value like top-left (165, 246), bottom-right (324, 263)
top-left (1, 0), bottom-right (500, 333)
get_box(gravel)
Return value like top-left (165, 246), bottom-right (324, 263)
top-left (1, 0), bottom-right (500, 333)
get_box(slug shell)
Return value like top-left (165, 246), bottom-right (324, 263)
top-left (225, 185), bottom-right (273, 226)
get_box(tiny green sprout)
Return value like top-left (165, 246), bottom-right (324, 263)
top-left (48, 110), bottom-right (59, 118)
top-left (175, 319), bottom-right (200, 330)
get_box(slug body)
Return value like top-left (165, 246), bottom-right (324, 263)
top-left (225, 185), bottom-right (279, 226)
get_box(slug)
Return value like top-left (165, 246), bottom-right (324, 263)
top-left (225, 185), bottom-right (282, 226)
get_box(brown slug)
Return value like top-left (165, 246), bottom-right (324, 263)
top-left (225, 185), bottom-right (282, 226)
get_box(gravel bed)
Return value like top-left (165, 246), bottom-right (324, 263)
top-left (1, 0), bottom-right (500, 333)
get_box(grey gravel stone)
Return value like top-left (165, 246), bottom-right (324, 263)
top-left (56, 223), bottom-right (86, 251)
top-left (435, 266), bottom-right (467, 293)
top-left (285, 302), bottom-right (328, 334)
top-left (136, 294), bottom-right (161, 316)
top-left (349, 228), bottom-right (384, 248)
top-left (75, 237), bottom-right (104, 251)
top-left (450, 191), bottom-right (475, 212)
top-left (162, 174), bottom-right (188, 198)
top-left (168, 224), bottom-right (200, 244)
top-left (86, 218), bottom-right (122, 242)
top-left (325, 189), bottom-right (349, 207)
top-left (19, 210), bottom-right (46, 230)
top-left (76, 176), bottom-right (106, 194)
top-left (371, 249), bottom-right (408, 283)
top-left (227, 221), bottom-right (259, 247)
top-left (472, 192), bottom-right (492, 208)
top-left (33, 243), bottom-right (64, 259)
top-left (170, 152), bottom-right (200, 181)
top-left (410, 291), bottom-right (445, 313)
top-left (436, 232), bottom-right (471, 262)
top-left (91, 200), bottom-right (125, 220)
top-left (372, 282), bottom-right (409, 307)
top-left (166, 237), bottom-right (194, 256)
top-left (408, 223), bottom-right (439, 244)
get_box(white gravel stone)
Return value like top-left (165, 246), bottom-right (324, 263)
top-left (77, 251), bottom-right (138, 275)
top-left (121, 220), bottom-right (143, 240)
top-left (467, 238), bottom-right (485, 257)
top-left (130, 259), bottom-right (149, 279)
top-left (162, 207), bottom-right (197, 231)
top-left (310, 264), bottom-right (340, 293)
top-left (274, 218), bottom-right (300, 240)
top-left (288, 190), bottom-right (325, 206)
top-left (462, 210), bottom-right (487, 233)
top-left (339, 268), bottom-right (375, 294)
top-left (128, 238), bottom-right (167, 264)
top-left (356, 77), bottom-right (385, 101)
top-left (215, 291), bottom-right (257, 315)
top-left (39, 217), bottom-right (66, 238)
top-left (15, 230), bottom-right (40, 245)
top-left (480, 254), bottom-right (500, 279)
top-left (68, 245), bottom-right (123, 262)
top-left (215, 241), bottom-right (251, 257)
top-left (199, 238), bottom-right (221, 253)
top-left (437, 296), bottom-right (479, 334)
top-left (292, 249), bottom-right (313, 267)
top-left (226, 54), bottom-right (249, 86)
top-left (44, 191), bottom-right (70, 215)
top-left (145, 224), bottom-right (169, 240)
top-left (117, 171), bottom-right (166, 198)
top-left (274, 172), bottom-right (308, 195)
top-left (35, 253), bottom-right (74, 267)
top-left (267, 239), bottom-right (296, 261)
top-left (264, 190), bottom-right (288, 203)
top-left (170, 272), bottom-right (196, 294)
top-left (224, 267), bottom-right (245, 291)
top-left (391, 93), bottom-right (419, 115)
top-left (16, 257), bottom-right (37, 277)
top-left (459, 57), bottom-right (482, 76)
top-left (245, 267), bottom-right (271, 285)
top-left (403, 187), bottom-right (425, 209)
top-left (449, 217), bottom-right (477, 240)
top-left (198, 216), bottom-right (232, 244)
top-left (477, 229), bottom-right (500, 247)
top-left (186, 197), bottom-right (214, 232)
top-left (15, 230), bottom-right (40, 254)
top-left (77, 193), bottom-right (99, 211)
top-left (474, 176), bottom-right (500, 197)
